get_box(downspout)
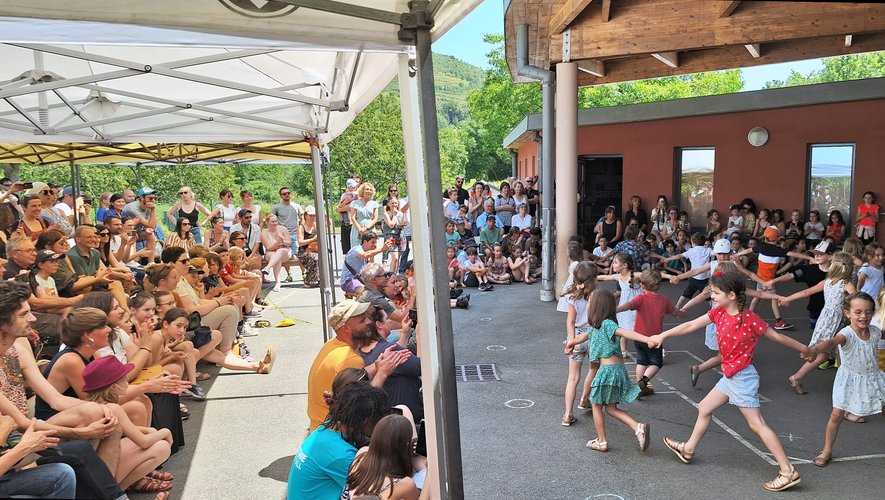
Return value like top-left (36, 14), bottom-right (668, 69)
top-left (516, 24), bottom-right (556, 301)
top-left (509, 149), bottom-right (518, 178)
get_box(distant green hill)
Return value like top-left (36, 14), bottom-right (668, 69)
top-left (386, 53), bottom-right (485, 125)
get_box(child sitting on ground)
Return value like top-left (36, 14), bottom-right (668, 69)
top-left (616, 270), bottom-right (683, 396)
top-left (508, 245), bottom-right (533, 284)
top-left (592, 236), bottom-right (615, 272)
top-left (485, 243), bottom-right (512, 285)
top-left (444, 220), bottom-right (460, 249)
top-left (461, 247), bottom-right (491, 291)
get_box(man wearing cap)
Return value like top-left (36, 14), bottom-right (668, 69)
top-left (122, 187), bottom-right (159, 260)
top-left (0, 281), bottom-right (128, 500)
top-left (764, 241), bottom-right (834, 327)
top-left (337, 179), bottom-right (359, 254)
top-left (307, 299), bottom-right (410, 432)
top-left (733, 226), bottom-right (814, 330)
top-left (230, 208), bottom-right (262, 261)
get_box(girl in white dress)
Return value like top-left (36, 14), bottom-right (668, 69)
top-left (598, 252), bottom-right (641, 354)
top-left (810, 292), bottom-right (885, 466)
top-left (556, 241), bottom-right (585, 313)
top-left (780, 252), bottom-right (856, 395)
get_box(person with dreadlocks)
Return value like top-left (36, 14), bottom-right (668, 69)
top-left (649, 270), bottom-right (816, 493)
top-left (287, 381), bottom-right (391, 500)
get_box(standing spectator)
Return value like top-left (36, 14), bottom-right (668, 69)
top-left (261, 214), bottom-right (293, 292)
top-left (494, 182), bottom-right (516, 233)
top-left (349, 183), bottom-right (380, 249)
top-left (202, 189), bottom-right (237, 232)
top-left (384, 198), bottom-right (407, 274)
top-left (512, 180), bottom-right (529, 210)
top-left (453, 175), bottom-right (469, 206)
top-left (649, 195), bottom-right (669, 236)
top-left (625, 196), bottom-right (649, 234)
top-left (380, 184), bottom-right (400, 267)
top-left (525, 176), bottom-right (540, 224)
top-left (855, 191), bottom-right (879, 245)
top-left (336, 179), bottom-right (359, 254)
top-left (166, 186), bottom-right (211, 244)
top-left (29, 183), bottom-right (73, 238)
top-left (443, 188), bottom-right (460, 221)
top-left (122, 187), bottom-right (159, 261)
top-left (467, 181), bottom-right (486, 224)
top-left (238, 190), bottom-right (261, 225)
top-left (272, 186), bottom-right (303, 283)
top-left (296, 206), bottom-right (320, 288)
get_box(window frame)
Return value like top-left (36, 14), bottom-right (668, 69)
top-left (806, 143), bottom-right (856, 226)
top-left (674, 146), bottom-right (716, 229)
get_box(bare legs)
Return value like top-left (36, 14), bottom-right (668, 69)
top-left (591, 403), bottom-right (640, 444)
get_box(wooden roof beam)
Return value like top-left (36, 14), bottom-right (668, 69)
top-left (577, 59), bottom-right (605, 77)
top-left (745, 43), bottom-right (761, 58)
top-left (718, 1), bottom-right (741, 18)
top-left (651, 51), bottom-right (679, 68)
top-left (549, 0), bottom-right (594, 35)
top-left (602, 0), bottom-right (612, 22)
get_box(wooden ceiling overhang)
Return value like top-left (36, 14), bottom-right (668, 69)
top-left (504, 0), bottom-right (885, 86)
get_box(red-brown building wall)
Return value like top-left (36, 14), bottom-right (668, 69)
top-left (516, 98), bottom-right (885, 222)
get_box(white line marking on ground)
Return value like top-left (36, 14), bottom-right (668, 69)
top-left (765, 452), bottom-right (885, 464)
top-left (504, 399), bottom-right (535, 409)
top-left (778, 433), bottom-right (803, 442)
top-left (586, 495), bottom-right (625, 500)
top-left (480, 317), bottom-right (492, 322)
top-left (656, 376), bottom-right (778, 466)
top-left (486, 345), bottom-right (507, 351)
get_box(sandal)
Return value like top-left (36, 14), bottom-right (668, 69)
top-left (585, 438), bottom-right (608, 452)
top-left (577, 400), bottom-right (591, 411)
top-left (788, 376), bottom-right (807, 395)
top-left (844, 413), bottom-right (866, 423)
top-left (663, 436), bottom-right (693, 463)
top-left (689, 365), bottom-right (700, 388)
top-left (179, 403), bottom-right (190, 421)
top-left (156, 492), bottom-right (169, 500)
top-left (762, 468), bottom-right (800, 492)
top-left (813, 452), bottom-right (831, 467)
top-left (635, 423), bottom-right (650, 452)
top-left (148, 469), bottom-right (174, 481)
top-left (196, 371), bottom-right (211, 382)
top-left (561, 415), bottom-right (577, 427)
top-left (128, 476), bottom-right (173, 493)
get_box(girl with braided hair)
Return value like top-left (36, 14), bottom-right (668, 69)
top-left (649, 270), bottom-right (816, 493)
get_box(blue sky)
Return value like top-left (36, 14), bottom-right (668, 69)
top-left (434, 1), bottom-right (823, 91)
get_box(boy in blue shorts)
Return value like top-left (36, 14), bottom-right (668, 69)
top-left (617, 269), bottom-right (683, 395)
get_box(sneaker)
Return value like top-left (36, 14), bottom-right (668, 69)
top-left (284, 275), bottom-right (293, 283)
top-left (477, 283), bottom-right (489, 291)
top-left (638, 378), bottom-right (654, 396)
top-left (244, 309), bottom-right (262, 318)
top-left (273, 282), bottom-right (282, 292)
top-left (240, 325), bottom-right (259, 337)
top-left (182, 384), bottom-right (207, 401)
top-left (817, 358), bottom-right (837, 370)
top-left (774, 319), bottom-right (793, 330)
top-left (258, 347), bottom-right (276, 374)
top-left (455, 295), bottom-right (470, 309)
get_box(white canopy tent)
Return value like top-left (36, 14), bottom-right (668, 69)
top-left (0, 1), bottom-right (480, 497)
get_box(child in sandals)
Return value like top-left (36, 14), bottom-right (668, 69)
top-left (565, 289), bottom-right (653, 453)
top-left (649, 270), bottom-right (815, 492)
top-left (810, 292), bottom-right (885, 467)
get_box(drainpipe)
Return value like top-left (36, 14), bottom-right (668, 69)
top-left (516, 24), bottom-right (556, 302)
top-left (510, 149), bottom-right (518, 178)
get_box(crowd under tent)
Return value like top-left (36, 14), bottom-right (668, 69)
top-left (0, 1), bottom-right (482, 497)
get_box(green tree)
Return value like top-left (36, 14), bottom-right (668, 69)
top-left (763, 52), bottom-right (885, 88)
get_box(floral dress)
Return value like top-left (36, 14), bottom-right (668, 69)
top-left (587, 319), bottom-right (641, 405)
top-left (832, 325), bottom-right (885, 416)
top-left (809, 279), bottom-right (847, 349)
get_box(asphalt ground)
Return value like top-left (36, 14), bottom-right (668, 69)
top-left (134, 247), bottom-right (884, 500)
top-left (453, 279), bottom-right (884, 500)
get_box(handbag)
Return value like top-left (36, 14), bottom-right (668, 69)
top-left (186, 311), bottom-right (202, 332)
top-left (187, 326), bottom-right (213, 349)
top-left (306, 240), bottom-right (319, 253)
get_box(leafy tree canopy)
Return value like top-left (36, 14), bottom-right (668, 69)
top-left (763, 52), bottom-right (885, 88)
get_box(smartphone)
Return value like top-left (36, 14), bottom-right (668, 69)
top-left (128, 230), bottom-right (137, 237)
top-left (21, 182), bottom-right (33, 189)
top-left (82, 197), bottom-right (93, 205)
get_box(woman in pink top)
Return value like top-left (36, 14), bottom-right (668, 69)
top-left (650, 271), bottom-right (815, 493)
top-left (855, 191), bottom-right (879, 245)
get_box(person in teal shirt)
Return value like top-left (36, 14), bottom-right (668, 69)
top-left (288, 382), bottom-right (390, 499)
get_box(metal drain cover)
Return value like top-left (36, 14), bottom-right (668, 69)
top-left (456, 363), bottom-right (501, 382)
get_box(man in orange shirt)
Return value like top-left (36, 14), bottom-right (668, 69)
top-left (307, 300), bottom-right (410, 431)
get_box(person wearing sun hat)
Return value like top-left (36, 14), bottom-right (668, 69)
top-left (306, 299), bottom-right (409, 432)
top-left (733, 225), bottom-right (815, 330)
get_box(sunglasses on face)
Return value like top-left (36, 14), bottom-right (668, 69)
top-left (145, 196), bottom-right (157, 201)
top-left (179, 191), bottom-right (188, 195)
top-left (99, 232), bottom-right (110, 236)
top-left (233, 236), bottom-right (246, 241)
top-left (182, 222), bottom-right (191, 226)
top-left (41, 190), bottom-right (55, 195)
top-left (281, 192), bottom-right (291, 196)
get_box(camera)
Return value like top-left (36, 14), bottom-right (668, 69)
top-left (82, 197), bottom-right (92, 205)
top-left (408, 308), bottom-right (418, 327)
top-left (21, 182), bottom-right (33, 189)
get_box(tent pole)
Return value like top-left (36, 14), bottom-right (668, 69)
top-left (70, 160), bottom-right (81, 226)
top-left (310, 141), bottom-right (333, 342)
top-left (400, 1), bottom-right (464, 497)
top-left (320, 146), bottom-right (339, 305)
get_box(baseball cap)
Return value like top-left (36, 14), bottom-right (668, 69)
top-left (328, 299), bottom-right (371, 330)
top-left (346, 179), bottom-right (359, 188)
top-left (713, 239), bottom-right (731, 254)
top-left (137, 187), bottom-right (156, 197)
top-left (763, 226), bottom-right (780, 241)
top-left (61, 186), bottom-right (73, 197)
top-left (811, 241), bottom-right (834, 255)
top-left (237, 208), bottom-right (252, 218)
top-left (188, 265), bottom-right (205, 275)
top-left (35, 249), bottom-right (65, 265)
top-left (304, 206), bottom-right (316, 215)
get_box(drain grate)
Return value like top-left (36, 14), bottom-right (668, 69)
top-left (456, 363), bottom-right (501, 382)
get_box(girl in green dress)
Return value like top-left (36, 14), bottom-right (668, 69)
top-left (565, 289), bottom-right (653, 453)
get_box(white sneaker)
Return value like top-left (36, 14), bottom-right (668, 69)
top-left (273, 282), bottom-right (282, 292)
top-left (240, 325), bottom-right (259, 337)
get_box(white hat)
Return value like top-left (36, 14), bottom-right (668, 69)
top-left (26, 181), bottom-right (50, 196)
top-left (327, 299), bottom-right (371, 330)
top-left (713, 239), bottom-right (731, 254)
top-left (304, 205), bottom-right (316, 215)
top-left (346, 179), bottom-right (359, 188)
top-left (811, 241), bottom-right (833, 254)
